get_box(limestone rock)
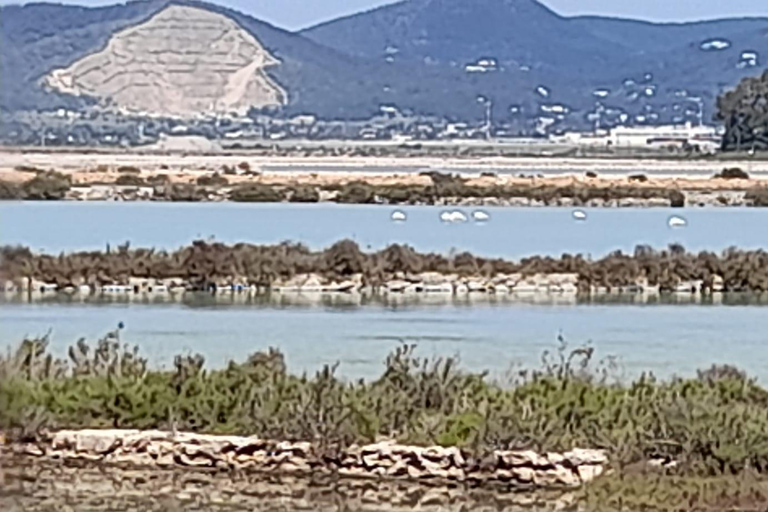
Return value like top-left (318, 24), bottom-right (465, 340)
top-left (19, 430), bottom-right (608, 490)
top-left (563, 448), bottom-right (607, 466)
top-left (576, 463), bottom-right (604, 483)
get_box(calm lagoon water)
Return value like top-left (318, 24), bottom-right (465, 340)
top-left (2, 202), bottom-right (768, 382)
top-left (1, 201), bottom-right (766, 256)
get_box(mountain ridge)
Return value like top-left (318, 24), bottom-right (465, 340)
top-left (2, 0), bottom-right (768, 127)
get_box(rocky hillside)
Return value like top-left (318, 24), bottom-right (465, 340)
top-left (43, 5), bottom-right (288, 117)
top-left (2, 0), bottom-right (768, 123)
top-left (0, 0), bottom-right (414, 119)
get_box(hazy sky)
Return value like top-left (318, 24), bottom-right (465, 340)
top-left (1, 0), bottom-right (767, 30)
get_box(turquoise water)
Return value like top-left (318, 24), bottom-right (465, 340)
top-left (1, 293), bottom-right (766, 382)
top-left (1, 201), bottom-right (765, 257)
top-left (2, 202), bottom-right (768, 382)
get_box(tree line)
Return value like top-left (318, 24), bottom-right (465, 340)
top-left (718, 70), bottom-right (768, 151)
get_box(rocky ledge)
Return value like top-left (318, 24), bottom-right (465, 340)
top-left (1, 460), bottom-right (585, 512)
top-left (8, 429), bottom-right (607, 490)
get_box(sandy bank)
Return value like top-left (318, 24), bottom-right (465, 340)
top-left (4, 148), bottom-right (768, 179)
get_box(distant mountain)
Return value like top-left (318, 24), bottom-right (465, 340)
top-left (2, 0), bottom-right (768, 127)
top-left (0, 0), bottom-right (425, 118)
top-left (303, 0), bottom-right (768, 122)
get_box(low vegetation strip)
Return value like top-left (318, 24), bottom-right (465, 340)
top-left (5, 241), bottom-right (768, 293)
top-left (0, 169), bottom-right (749, 206)
top-left (1, 330), bottom-right (768, 481)
top-left (7, 167), bottom-right (768, 207)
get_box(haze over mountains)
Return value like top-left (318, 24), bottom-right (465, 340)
top-left (2, 0), bottom-right (767, 127)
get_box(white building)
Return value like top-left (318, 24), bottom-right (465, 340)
top-left (608, 123), bottom-right (719, 149)
top-left (552, 122), bottom-right (721, 152)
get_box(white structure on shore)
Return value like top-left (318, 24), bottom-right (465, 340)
top-left (553, 122), bottom-right (721, 152)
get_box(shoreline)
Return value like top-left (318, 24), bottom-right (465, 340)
top-left (4, 240), bottom-right (768, 295)
top-left (3, 166), bottom-right (767, 207)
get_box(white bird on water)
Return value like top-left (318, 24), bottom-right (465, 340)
top-left (572, 209), bottom-right (588, 221)
top-left (668, 215), bottom-right (688, 228)
top-left (472, 210), bottom-right (491, 223)
top-left (391, 210), bottom-right (407, 222)
top-left (440, 210), bottom-right (469, 223)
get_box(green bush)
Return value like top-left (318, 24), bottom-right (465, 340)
top-left (746, 187), bottom-right (768, 206)
top-left (196, 174), bottom-right (229, 187)
top-left (11, 240), bottom-right (768, 293)
top-left (115, 174), bottom-right (147, 186)
top-left (146, 174), bottom-right (170, 186)
top-left (3, 331), bottom-right (768, 477)
top-left (715, 168), bottom-right (750, 180)
top-left (158, 184), bottom-right (206, 202)
top-left (334, 182), bottom-right (377, 204)
top-left (0, 181), bottom-right (23, 200)
top-left (21, 171), bottom-right (71, 200)
top-left (229, 184), bottom-right (284, 202)
top-left (288, 186), bottom-right (320, 203)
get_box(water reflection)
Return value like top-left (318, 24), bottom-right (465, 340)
top-left (6, 291), bottom-right (768, 309)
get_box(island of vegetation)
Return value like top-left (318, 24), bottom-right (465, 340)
top-left (5, 241), bottom-right (768, 296)
top-left (4, 164), bottom-right (768, 207)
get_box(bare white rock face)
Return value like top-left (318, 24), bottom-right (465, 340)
top-left (43, 5), bottom-right (287, 117)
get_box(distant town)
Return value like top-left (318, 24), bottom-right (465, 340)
top-left (0, 102), bottom-right (723, 155)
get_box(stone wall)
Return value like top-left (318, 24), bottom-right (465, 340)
top-left (9, 429), bottom-right (607, 490)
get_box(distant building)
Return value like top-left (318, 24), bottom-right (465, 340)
top-left (464, 57), bottom-right (498, 73)
top-left (738, 51), bottom-right (759, 68)
top-left (608, 123), bottom-right (719, 149)
top-left (552, 122), bottom-right (721, 152)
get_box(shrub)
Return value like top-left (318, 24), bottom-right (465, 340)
top-left (159, 184), bottom-right (206, 202)
top-left (238, 162), bottom-right (251, 172)
top-left (3, 332), bottom-right (768, 477)
top-left (628, 174), bottom-right (649, 183)
top-left (146, 174), bottom-right (170, 186)
top-left (669, 189), bottom-right (686, 208)
top-left (0, 181), bottom-right (23, 200)
top-left (288, 186), bottom-right (320, 203)
top-left (714, 168), bottom-right (750, 180)
top-left (115, 175), bottom-right (147, 186)
top-left (14, 165), bottom-right (44, 174)
top-left (196, 174), bottom-right (229, 187)
top-left (335, 182), bottom-right (376, 204)
top-left (21, 172), bottom-right (71, 200)
top-left (745, 187), bottom-right (768, 206)
top-left (229, 184), bottom-right (284, 202)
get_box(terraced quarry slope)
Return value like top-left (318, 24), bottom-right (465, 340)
top-left (44, 5), bottom-right (286, 117)
top-left (3, 0), bottom-right (768, 122)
